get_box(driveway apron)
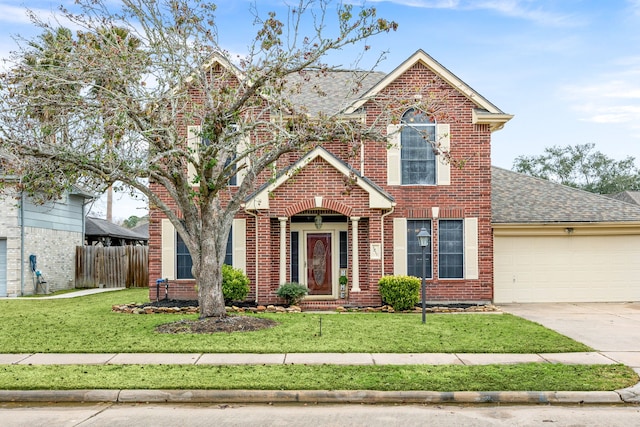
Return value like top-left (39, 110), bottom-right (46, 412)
top-left (499, 302), bottom-right (640, 352)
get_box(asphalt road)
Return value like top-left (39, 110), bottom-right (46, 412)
top-left (2, 403), bottom-right (640, 426)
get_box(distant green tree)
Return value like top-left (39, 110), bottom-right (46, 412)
top-left (122, 215), bottom-right (141, 229)
top-left (513, 143), bottom-right (640, 194)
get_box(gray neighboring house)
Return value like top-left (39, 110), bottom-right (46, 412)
top-left (0, 188), bottom-right (93, 297)
top-left (492, 167), bottom-right (640, 303)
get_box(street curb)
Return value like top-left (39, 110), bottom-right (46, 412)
top-left (0, 389), bottom-right (627, 404)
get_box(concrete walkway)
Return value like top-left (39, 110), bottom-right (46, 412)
top-left (7, 287), bottom-right (126, 299)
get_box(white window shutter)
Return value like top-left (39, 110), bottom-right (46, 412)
top-left (393, 217), bottom-right (407, 275)
top-left (464, 217), bottom-right (478, 280)
top-left (386, 124), bottom-right (401, 185)
top-left (161, 219), bottom-right (176, 280)
top-left (436, 124), bottom-right (451, 186)
top-left (232, 218), bottom-right (246, 272)
top-left (187, 125), bottom-right (201, 186)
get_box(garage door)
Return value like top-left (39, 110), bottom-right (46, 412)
top-left (494, 234), bottom-right (640, 303)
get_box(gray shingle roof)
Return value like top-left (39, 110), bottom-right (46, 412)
top-left (85, 217), bottom-right (148, 240)
top-left (606, 191), bottom-right (640, 206)
top-left (491, 166), bottom-right (640, 223)
top-left (285, 71), bottom-right (386, 116)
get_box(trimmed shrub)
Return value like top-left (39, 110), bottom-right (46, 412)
top-left (378, 275), bottom-right (421, 311)
top-left (276, 282), bottom-right (308, 306)
top-left (222, 264), bottom-right (250, 303)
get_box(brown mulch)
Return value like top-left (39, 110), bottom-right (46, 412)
top-left (155, 314), bottom-right (278, 334)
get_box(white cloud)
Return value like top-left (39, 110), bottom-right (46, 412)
top-left (0, 4), bottom-right (36, 24)
top-left (364, 0), bottom-right (584, 27)
top-left (587, 106), bottom-right (640, 124)
top-left (627, 0), bottom-right (640, 16)
top-left (562, 61), bottom-right (640, 127)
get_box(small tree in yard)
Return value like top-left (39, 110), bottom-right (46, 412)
top-left (0, 0), bottom-right (443, 319)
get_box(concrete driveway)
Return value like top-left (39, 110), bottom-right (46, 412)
top-left (499, 302), bottom-right (640, 352)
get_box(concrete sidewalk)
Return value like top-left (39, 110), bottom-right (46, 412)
top-left (2, 351), bottom-right (640, 368)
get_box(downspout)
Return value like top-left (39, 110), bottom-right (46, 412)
top-left (360, 139), bottom-right (365, 176)
top-left (82, 197), bottom-right (94, 245)
top-left (19, 190), bottom-right (25, 296)
top-left (243, 204), bottom-right (259, 304)
top-left (380, 203), bottom-right (396, 277)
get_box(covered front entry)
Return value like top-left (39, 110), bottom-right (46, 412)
top-left (290, 212), bottom-right (349, 300)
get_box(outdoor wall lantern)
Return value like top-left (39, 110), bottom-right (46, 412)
top-left (314, 214), bottom-right (323, 229)
top-left (417, 227), bottom-right (431, 324)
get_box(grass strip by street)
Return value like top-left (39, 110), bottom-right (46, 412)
top-left (0, 364), bottom-right (635, 392)
top-left (0, 289), bottom-right (591, 354)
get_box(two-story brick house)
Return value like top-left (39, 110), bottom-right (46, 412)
top-left (149, 50), bottom-right (513, 308)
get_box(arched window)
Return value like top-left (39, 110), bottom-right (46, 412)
top-left (400, 109), bottom-right (436, 185)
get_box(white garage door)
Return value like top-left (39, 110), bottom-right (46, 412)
top-left (494, 234), bottom-right (640, 303)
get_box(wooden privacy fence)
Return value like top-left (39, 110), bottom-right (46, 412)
top-left (75, 245), bottom-right (148, 288)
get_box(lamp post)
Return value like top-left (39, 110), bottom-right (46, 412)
top-left (417, 227), bottom-right (431, 324)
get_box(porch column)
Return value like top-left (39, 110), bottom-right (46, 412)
top-left (278, 217), bottom-right (288, 285)
top-left (350, 217), bottom-right (361, 292)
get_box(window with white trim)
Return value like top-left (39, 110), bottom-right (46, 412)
top-left (175, 229), bottom-right (233, 280)
top-left (439, 219), bottom-right (463, 279)
top-left (401, 109), bottom-right (436, 185)
top-left (407, 219), bottom-right (432, 278)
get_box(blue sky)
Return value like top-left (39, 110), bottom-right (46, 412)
top-left (2, 0), bottom-right (640, 218)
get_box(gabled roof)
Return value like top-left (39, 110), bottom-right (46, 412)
top-left (244, 146), bottom-right (395, 210)
top-left (131, 222), bottom-right (149, 238)
top-left (344, 50), bottom-right (513, 130)
top-left (198, 50), bottom-right (511, 129)
top-left (492, 167), bottom-right (640, 224)
top-left (85, 217), bottom-right (148, 241)
top-left (606, 191), bottom-right (640, 206)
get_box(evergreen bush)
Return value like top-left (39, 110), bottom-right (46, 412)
top-left (378, 275), bottom-right (420, 311)
top-left (276, 282), bottom-right (308, 306)
top-left (222, 264), bottom-right (250, 303)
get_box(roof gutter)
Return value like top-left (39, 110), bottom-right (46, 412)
top-left (492, 221), bottom-right (640, 236)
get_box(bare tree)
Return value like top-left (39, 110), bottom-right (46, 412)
top-left (0, 0), bottom-right (404, 318)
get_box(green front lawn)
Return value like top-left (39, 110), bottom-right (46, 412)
top-left (1, 364), bottom-right (635, 392)
top-left (0, 288), bottom-right (637, 392)
top-left (0, 288), bottom-right (590, 354)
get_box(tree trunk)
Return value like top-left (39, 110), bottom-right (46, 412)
top-left (196, 215), bottom-right (229, 319)
top-left (198, 265), bottom-right (226, 318)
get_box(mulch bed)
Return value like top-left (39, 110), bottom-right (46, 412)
top-left (155, 314), bottom-right (278, 334)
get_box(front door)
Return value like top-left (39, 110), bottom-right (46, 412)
top-left (306, 233), bottom-right (332, 295)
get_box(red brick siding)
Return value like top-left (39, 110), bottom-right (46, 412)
top-left (148, 59), bottom-right (495, 306)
